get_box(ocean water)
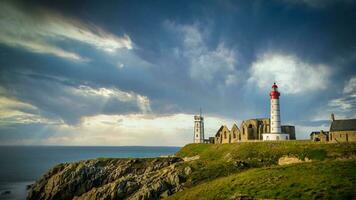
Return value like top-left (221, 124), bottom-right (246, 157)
top-left (0, 146), bottom-right (180, 200)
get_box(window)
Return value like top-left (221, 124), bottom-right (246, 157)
top-left (233, 133), bottom-right (236, 138)
top-left (224, 132), bottom-right (227, 139)
top-left (196, 134), bottom-right (198, 138)
top-left (286, 136), bottom-right (288, 140)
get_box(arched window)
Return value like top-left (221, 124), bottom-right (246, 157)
top-left (248, 124), bottom-right (253, 129)
top-left (224, 131), bottom-right (227, 139)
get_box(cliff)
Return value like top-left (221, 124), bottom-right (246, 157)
top-left (27, 157), bottom-right (190, 200)
top-left (28, 141), bottom-right (356, 200)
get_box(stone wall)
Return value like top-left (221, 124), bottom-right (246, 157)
top-left (213, 118), bottom-right (296, 144)
top-left (230, 124), bottom-right (240, 143)
top-left (215, 125), bottom-right (231, 144)
top-left (329, 131), bottom-right (356, 142)
top-left (240, 118), bottom-right (270, 141)
top-left (281, 125), bottom-right (296, 140)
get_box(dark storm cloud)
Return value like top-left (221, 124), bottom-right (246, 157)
top-left (0, 0), bottom-right (355, 143)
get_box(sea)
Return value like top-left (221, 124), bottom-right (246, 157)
top-left (0, 146), bottom-right (180, 200)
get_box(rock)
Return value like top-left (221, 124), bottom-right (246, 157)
top-left (27, 157), bottom-right (186, 200)
top-left (1, 190), bottom-right (11, 195)
top-left (278, 156), bottom-right (312, 165)
top-left (26, 184), bottom-right (33, 190)
top-left (234, 160), bottom-right (248, 169)
top-left (184, 166), bottom-right (192, 175)
top-left (183, 155), bottom-right (200, 162)
top-left (230, 193), bottom-right (254, 200)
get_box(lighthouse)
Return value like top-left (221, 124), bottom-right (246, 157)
top-left (262, 82), bottom-right (290, 141)
top-left (194, 110), bottom-right (204, 143)
top-left (270, 82), bottom-right (281, 134)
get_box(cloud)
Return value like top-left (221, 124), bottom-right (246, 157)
top-left (0, 95), bottom-right (62, 126)
top-left (0, 1), bottom-right (132, 61)
top-left (248, 52), bottom-right (331, 94)
top-left (308, 76), bottom-right (356, 122)
top-left (0, 113), bottom-right (236, 146)
top-left (1, 73), bottom-right (152, 125)
top-left (327, 76), bottom-right (356, 115)
top-left (165, 22), bottom-right (240, 85)
top-left (283, 0), bottom-right (355, 8)
top-left (343, 76), bottom-right (356, 94)
top-left (74, 85), bottom-right (152, 114)
top-left (295, 124), bottom-right (330, 139)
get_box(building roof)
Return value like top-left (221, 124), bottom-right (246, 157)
top-left (310, 131), bottom-right (329, 136)
top-left (215, 125), bottom-right (230, 137)
top-left (242, 118), bottom-right (269, 123)
top-left (330, 119), bottom-right (356, 132)
top-left (231, 123), bottom-right (240, 130)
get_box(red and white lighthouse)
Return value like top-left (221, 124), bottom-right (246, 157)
top-left (263, 82), bottom-right (290, 141)
top-left (270, 82), bottom-right (281, 134)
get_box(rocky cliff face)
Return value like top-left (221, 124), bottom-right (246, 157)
top-left (27, 157), bottom-right (190, 200)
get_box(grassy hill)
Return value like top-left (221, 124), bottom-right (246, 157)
top-left (169, 159), bottom-right (355, 199)
top-left (170, 141), bottom-right (356, 199)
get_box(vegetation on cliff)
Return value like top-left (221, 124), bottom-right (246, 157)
top-left (28, 141), bottom-right (356, 200)
top-left (169, 159), bottom-right (356, 199)
top-left (175, 141), bottom-right (355, 187)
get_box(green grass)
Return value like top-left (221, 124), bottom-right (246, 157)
top-left (175, 141), bottom-right (356, 187)
top-left (168, 159), bottom-right (356, 200)
top-left (176, 141), bottom-right (355, 162)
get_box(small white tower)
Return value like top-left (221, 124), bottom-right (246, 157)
top-left (263, 83), bottom-right (290, 141)
top-left (194, 110), bottom-right (204, 143)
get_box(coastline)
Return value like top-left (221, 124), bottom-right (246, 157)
top-left (0, 146), bottom-right (180, 200)
top-left (0, 181), bottom-right (33, 200)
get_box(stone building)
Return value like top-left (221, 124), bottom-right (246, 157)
top-left (215, 125), bottom-right (231, 144)
top-left (281, 126), bottom-right (296, 139)
top-left (230, 124), bottom-right (241, 143)
top-left (208, 137), bottom-right (215, 144)
top-left (310, 130), bottom-right (329, 142)
top-left (240, 118), bottom-right (270, 141)
top-left (213, 118), bottom-right (295, 144)
top-left (329, 114), bottom-right (356, 142)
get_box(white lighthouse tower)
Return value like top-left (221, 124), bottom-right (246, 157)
top-left (194, 110), bottom-right (204, 143)
top-left (263, 83), bottom-right (290, 141)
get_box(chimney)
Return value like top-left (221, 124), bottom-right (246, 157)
top-left (331, 113), bottom-right (335, 121)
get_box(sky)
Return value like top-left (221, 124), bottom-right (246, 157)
top-left (0, 0), bottom-right (355, 146)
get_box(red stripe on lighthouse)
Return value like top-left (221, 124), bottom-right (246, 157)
top-left (270, 91), bottom-right (280, 99)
